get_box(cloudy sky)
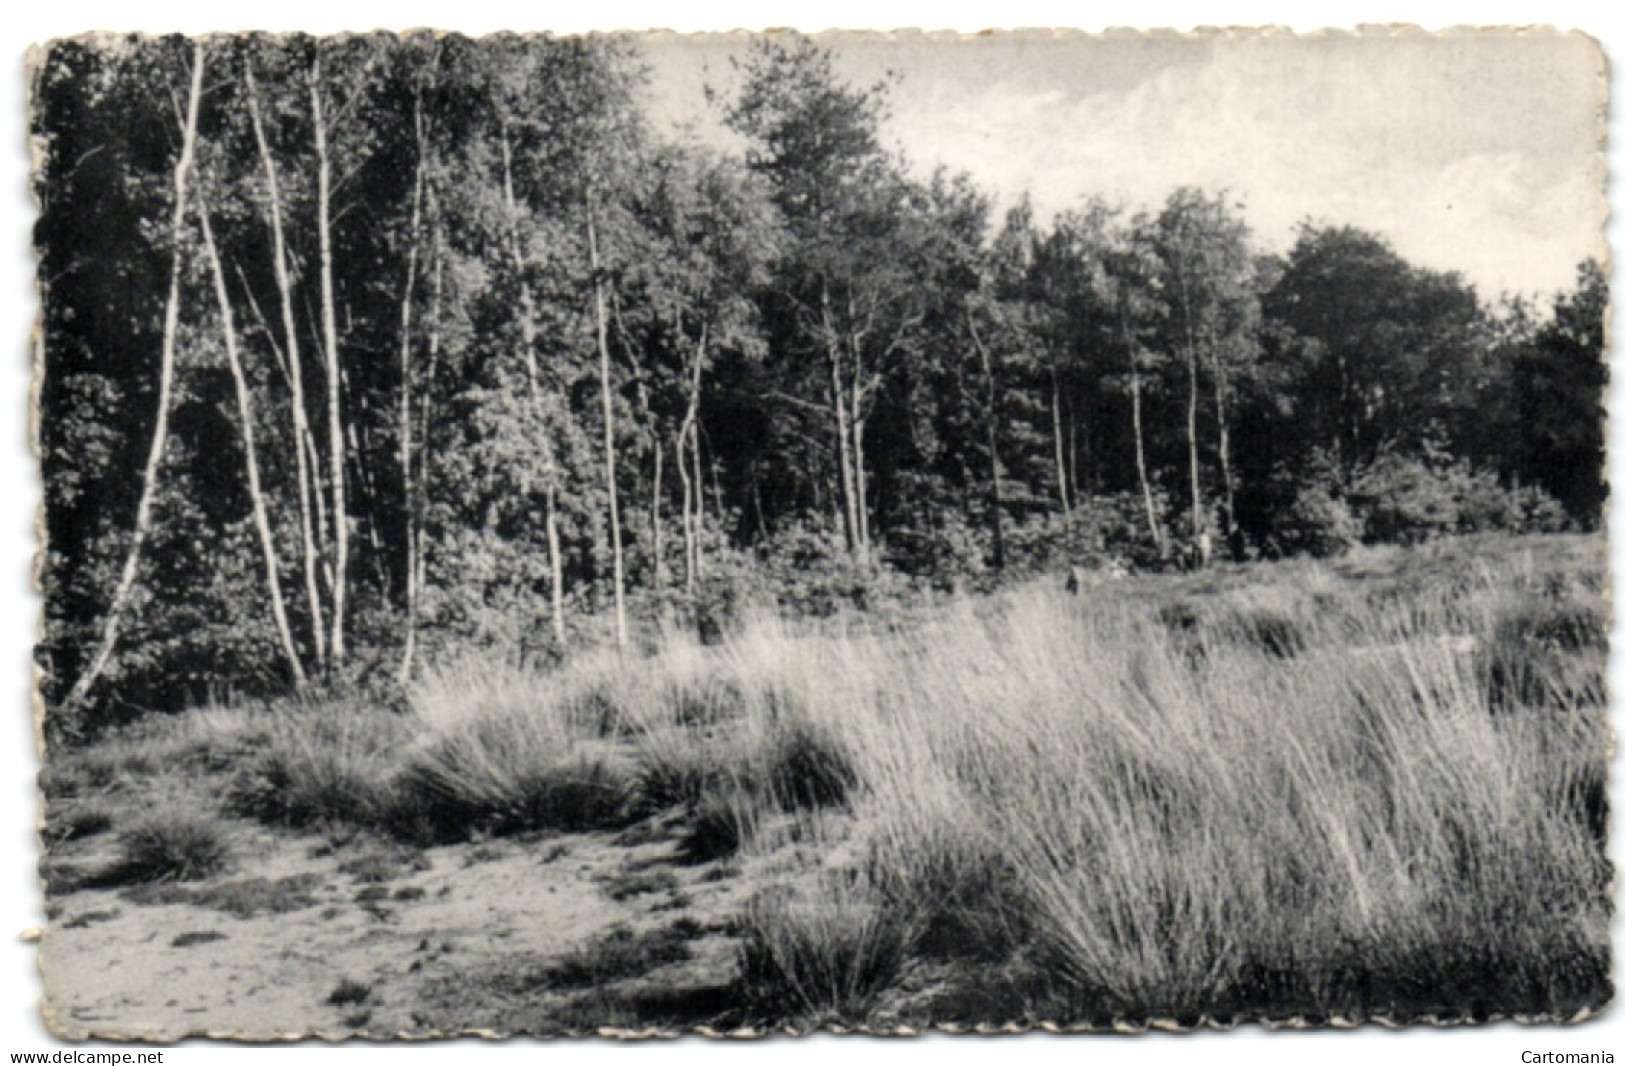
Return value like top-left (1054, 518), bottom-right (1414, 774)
top-left (638, 30), bottom-right (1606, 300)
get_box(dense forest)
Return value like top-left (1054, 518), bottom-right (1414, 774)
top-left (32, 33), bottom-right (1607, 734)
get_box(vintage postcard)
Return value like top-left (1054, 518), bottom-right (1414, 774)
top-left (29, 28), bottom-right (1610, 1038)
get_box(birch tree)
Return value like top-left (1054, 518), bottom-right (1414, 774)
top-left (62, 41), bottom-right (205, 717)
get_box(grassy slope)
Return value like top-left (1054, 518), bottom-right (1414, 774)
top-left (38, 532), bottom-right (1612, 1034)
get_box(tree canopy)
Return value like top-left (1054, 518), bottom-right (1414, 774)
top-left (32, 33), bottom-right (1607, 734)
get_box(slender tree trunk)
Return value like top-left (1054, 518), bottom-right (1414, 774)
top-left (1050, 368), bottom-right (1071, 515)
top-left (1173, 269), bottom-right (1204, 541)
top-left (693, 407), bottom-right (707, 551)
top-left (676, 419), bottom-right (695, 593)
top-left (396, 81), bottom-right (427, 683)
top-left (1127, 342), bottom-right (1165, 556)
top-left (246, 66), bottom-right (327, 671)
top-left (1336, 351), bottom-right (1352, 474)
top-left (830, 350), bottom-right (857, 553)
top-left (586, 195), bottom-right (628, 649)
top-left (676, 328), bottom-right (705, 594)
top-left (411, 231), bottom-right (444, 667)
top-left (819, 284), bottom-right (859, 554)
top-left (310, 54), bottom-right (349, 667)
top-left (707, 442), bottom-right (725, 525)
top-left (612, 295), bottom-right (664, 591)
top-left (195, 189), bottom-right (305, 684)
top-left (650, 439), bottom-right (664, 587)
top-left (1185, 344), bottom-right (1201, 537)
top-left (64, 44), bottom-right (205, 716)
top-left (850, 354), bottom-right (870, 562)
top-left (499, 119), bottom-right (567, 647)
top-left (966, 311), bottom-right (1006, 570)
top-left (1212, 364), bottom-right (1236, 540)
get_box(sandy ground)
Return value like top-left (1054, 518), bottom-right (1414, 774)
top-left (39, 815), bottom-right (752, 1040)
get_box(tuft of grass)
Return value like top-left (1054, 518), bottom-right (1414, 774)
top-left (61, 908), bottom-right (120, 930)
top-left (529, 926), bottom-right (694, 992)
top-left (1480, 593), bottom-right (1607, 711)
top-left (228, 704), bottom-right (404, 830)
top-left (326, 978), bottom-right (373, 1007)
top-left (762, 721), bottom-right (857, 812)
top-left (678, 791), bottom-right (753, 865)
top-left (391, 658), bottom-right (638, 841)
top-left (42, 800), bottom-right (116, 846)
top-left (597, 867), bottom-right (679, 902)
top-left (108, 807), bottom-right (233, 885)
top-left (737, 868), bottom-right (918, 1023)
top-left (337, 844), bottom-right (432, 883)
top-left (396, 749), bottom-right (634, 842)
top-left (193, 874), bottom-right (325, 919)
top-left (122, 873), bottom-right (324, 919)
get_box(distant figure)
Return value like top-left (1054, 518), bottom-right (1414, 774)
top-left (1065, 565), bottom-right (1087, 595)
top-left (1195, 529), bottom-right (1213, 570)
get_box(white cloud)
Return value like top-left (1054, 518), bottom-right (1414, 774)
top-left (879, 37), bottom-right (1605, 298)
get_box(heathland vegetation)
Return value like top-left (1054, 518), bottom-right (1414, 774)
top-left (41, 534), bottom-right (1609, 1031)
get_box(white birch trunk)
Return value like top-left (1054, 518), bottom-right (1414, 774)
top-left (246, 65), bottom-right (328, 670)
top-left (310, 53), bottom-right (350, 667)
top-left (195, 188), bottom-right (306, 684)
top-left (587, 195), bottom-right (628, 648)
top-left (64, 43), bottom-right (206, 715)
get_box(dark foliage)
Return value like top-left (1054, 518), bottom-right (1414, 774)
top-left (31, 33), bottom-right (1607, 746)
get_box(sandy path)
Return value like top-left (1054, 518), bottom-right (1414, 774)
top-left (40, 818), bottom-right (747, 1040)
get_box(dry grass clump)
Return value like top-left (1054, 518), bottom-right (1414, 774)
top-left (228, 702), bottom-right (405, 831)
top-left (705, 534), bottom-right (1610, 1025)
top-left (41, 798), bottom-right (117, 846)
top-left (395, 657), bottom-right (637, 840)
top-left (504, 925), bottom-right (695, 994)
top-left (109, 806), bottom-right (234, 885)
top-left (736, 860), bottom-right (920, 1023)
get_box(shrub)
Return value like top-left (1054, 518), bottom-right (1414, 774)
top-left (1458, 475), bottom-right (1571, 535)
top-left (882, 510), bottom-right (990, 584)
top-left (1275, 483), bottom-right (1362, 558)
top-left (111, 807), bottom-right (233, 884)
top-left (1349, 448), bottom-right (1465, 544)
top-left (1347, 444), bottom-right (1570, 545)
top-left (1004, 491), bottom-right (1170, 573)
top-left (756, 520), bottom-right (915, 618)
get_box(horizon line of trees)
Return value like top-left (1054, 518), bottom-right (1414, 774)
top-left (32, 32), bottom-right (1607, 734)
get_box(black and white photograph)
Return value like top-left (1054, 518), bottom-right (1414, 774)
top-left (17, 17), bottom-right (1615, 1044)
